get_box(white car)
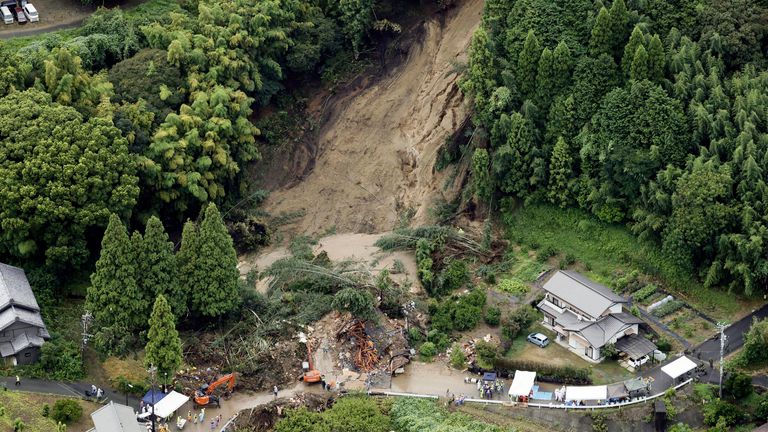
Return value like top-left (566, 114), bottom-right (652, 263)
top-left (23, 3), bottom-right (37, 22)
top-left (0, 6), bottom-right (12, 24)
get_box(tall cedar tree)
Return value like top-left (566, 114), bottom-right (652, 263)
top-left (548, 137), bottom-right (574, 207)
top-left (140, 216), bottom-right (185, 319)
top-left (536, 48), bottom-right (555, 109)
top-left (517, 30), bottom-right (541, 100)
top-left (622, 26), bottom-right (646, 77)
top-left (189, 204), bottom-right (240, 318)
top-left (145, 294), bottom-right (183, 379)
top-left (552, 41), bottom-right (573, 96)
top-left (177, 220), bottom-right (198, 314)
top-left (630, 45), bottom-right (650, 81)
top-left (492, 112), bottom-right (536, 196)
top-left (589, 8), bottom-right (612, 56)
top-left (472, 148), bottom-right (493, 203)
top-left (647, 34), bottom-right (665, 82)
top-left (86, 215), bottom-right (147, 354)
top-left (608, 0), bottom-right (629, 57)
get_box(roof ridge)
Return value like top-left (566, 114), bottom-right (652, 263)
top-left (560, 270), bottom-right (625, 302)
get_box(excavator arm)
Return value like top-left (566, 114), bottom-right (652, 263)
top-left (205, 373), bottom-right (236, 394)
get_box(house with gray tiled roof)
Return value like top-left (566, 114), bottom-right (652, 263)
top-left (86, 401), bottom-right (142, 432)
top-left (537, 270), bottom-right (647, 363)
top-left (0, 263), bottom-right (50, 365)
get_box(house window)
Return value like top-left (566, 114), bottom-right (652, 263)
top-left (551, 297), bottom-right (560, 307)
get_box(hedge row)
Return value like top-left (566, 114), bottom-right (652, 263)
top-left (489, 358), bottom-right (592, 385)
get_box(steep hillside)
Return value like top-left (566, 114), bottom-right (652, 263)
top-left (262, 0), bottom-right (483, 236)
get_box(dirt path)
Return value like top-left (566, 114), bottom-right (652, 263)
top-left (262, 0), bottom-right (483, 236)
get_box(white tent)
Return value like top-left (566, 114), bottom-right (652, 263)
top-left (661, 356), bottom-right (697, 379)
top-left (565, 385), bottom-right (607, 401)
top-left (137, 391), bottom-right (188, 419)
top-left (508, 370), bottom-right (536, 397)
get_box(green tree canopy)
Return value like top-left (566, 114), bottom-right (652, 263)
top-left (86, 215), bottom-right (147, 354)
top-left (188, 203), bottom-right (240, 318)
top-left (0, 89), bottom-right (139, 269)
top-left (145, 294), bottom-right (183, 379)
top-left (139, 216), bottom-right (184, 319)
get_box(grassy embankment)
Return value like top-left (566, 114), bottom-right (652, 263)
top-left (0, 391), bottom-right (100, 432)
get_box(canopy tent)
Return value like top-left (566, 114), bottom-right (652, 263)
top-left (661, 356), bottom-right (697, 379)
top-left (508, 371), bottom-right (536, 397)
top-left (565, 385), bottom-right (607, 401)
top-left (137, 391), bottom-right (188, 419)
top-left (615, 334), bottom-right (657, 360)
top-left (483, 372), bottom-right (497, 382)
top-left (141, 389), bottom-right (167, 406)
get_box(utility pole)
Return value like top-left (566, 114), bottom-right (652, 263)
top-left (716, 322), bottom-right (727, 399)
top-left (80, 311), bottom-right (93, 353)
top-left (148, 365), bottom-right (157, 432)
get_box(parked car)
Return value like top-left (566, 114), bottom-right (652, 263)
top-left (0, 6), bottom-right (12, 24)
top-left (526, 332), bottom-right (550, 348)
top-left (14, 6), bottom-right (25, 23)
top-left (22, 3), bottom-right (36, 22)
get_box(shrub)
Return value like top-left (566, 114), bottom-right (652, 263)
top-left (740, 318), bottom-right (768, 366)
top-left (51, 399), bottom-right (83, 425)
top-left (702, 399), bottom-right (743, 427)
top-left (41, 404), bottom-right (50, 417)
top-left (656, 337), bottom-right (672, 353)
top-left (633, 284), bottom-right (657, 303)
top-left (427, 330), bottom-right (450, 352)
top-left (484, 306), bottom-right (501, 326)
top-left (601, 342), bottom-right (619, 360)
top-left (495, 278), bottom-right (529, 296)
top-left (474, 341), bottom-right (498, 369)
top-left (408, 327), bottom-right (423, 344)
top-left (13, 418), bottom-right (24, 432)
top-left (509, 305), bottom-right (538, 329)
top-left (37, 336), bottom-right (85, 381)
top-left (476, 265), bottom-right (496, 284)
top-left (332, 288), bottom-right (376, 321)
top-left (419, 342), bottom-right (437, 360)
top-left (723, 371), bottom-right (753, 400)
top-left (590, 412), bottom-right (607, 432)
top-left (630, 305), bottom-right (641, 317)
top-left (440, 260), bottom-right (470, 293)
top-left (493, 358), bottom-right (591, 384)
top-left (651, 300), bottom-right (685, 318)
top-left (449, 343), bottom-right (467, 369)
top-left (537, 246), bottom-right (557, 262)
top-left (755, 395), bottom-right (768, 421)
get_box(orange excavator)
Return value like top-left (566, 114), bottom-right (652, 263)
top-left (300, 335), bottom-right (322, 383)
top-left (194, 373), bottom-right (236, 407)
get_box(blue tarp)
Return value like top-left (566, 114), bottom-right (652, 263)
top-left (483, 372), bottom-right (497, 382)
top-left (142, 389), bottom-right (167, 405)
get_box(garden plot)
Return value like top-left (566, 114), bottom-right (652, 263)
top-left (662, 309), bottom-right (715, 346)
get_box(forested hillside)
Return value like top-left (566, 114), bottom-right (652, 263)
top-left (0, 0), bottom-right (422, 278)
top-left (462, 0), bottom-right (768, 294)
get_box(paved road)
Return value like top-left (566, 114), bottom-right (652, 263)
top-left (0, 376), bottom-right (141, 407)
top-left (691, 303), bottom-right (768, 362)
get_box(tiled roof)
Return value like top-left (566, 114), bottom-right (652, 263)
top-left (542, 271), bottom-right (626, 318)
top-left (0, 263), bottom-right (40, 311)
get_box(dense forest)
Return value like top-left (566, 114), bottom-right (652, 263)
top-left (462, 0), bottom-right (768, 294)
top-left (0, 0), bottom-right (423, 280)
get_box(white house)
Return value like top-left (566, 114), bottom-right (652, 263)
top-left (537, 270), bottom-right (645, 362)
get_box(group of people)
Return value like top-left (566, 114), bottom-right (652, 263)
top-left (447, 393), bottom-right (467, 406)
top-left (88, 384), bottom-right (105, 399)
top-left (476, 379), bottom-right (504, 399)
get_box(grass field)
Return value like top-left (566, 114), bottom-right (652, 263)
top-left (0, 391), bottom-right (100, 432)
top-left (504, 204), bottom-right (761, 320)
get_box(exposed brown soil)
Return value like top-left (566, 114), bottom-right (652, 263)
top-left (232, 393), bottom-right (333, 431)
top-left (259, 0), bottom-right (483, 236)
